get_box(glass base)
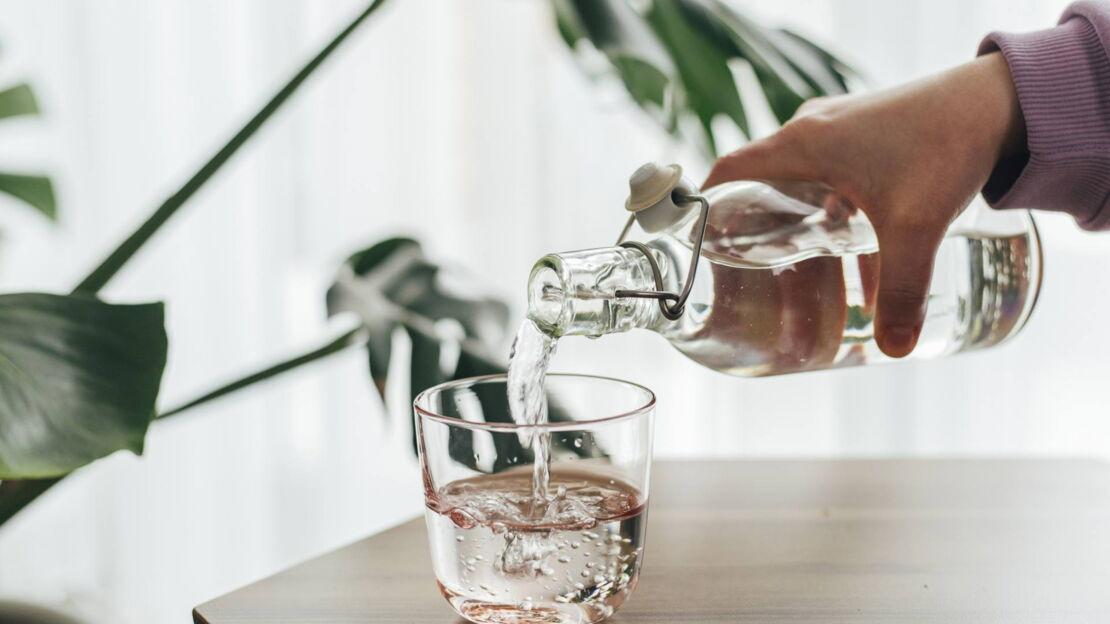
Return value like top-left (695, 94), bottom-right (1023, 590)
top-left (439, 582), bottom-right (618, 624)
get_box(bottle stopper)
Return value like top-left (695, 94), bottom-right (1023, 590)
top-left (625, 162), bottom-right (699, 233)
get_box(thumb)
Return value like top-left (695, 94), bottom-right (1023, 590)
top-left (873, 226), bottom-right (942, 358)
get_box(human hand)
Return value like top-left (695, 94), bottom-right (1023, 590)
top-left (704, 52), bottom-right (1026, 357)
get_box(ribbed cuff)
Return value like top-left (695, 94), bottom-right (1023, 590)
top-left (979, 9), bottom-right (1110, 230)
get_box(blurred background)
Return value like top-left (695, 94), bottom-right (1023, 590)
top-left (0, 0), bottom-right (1102, 622)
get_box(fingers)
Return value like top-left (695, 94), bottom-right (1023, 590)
top-left (703, 125), bottom-right (824, 190)
top-left (705, 106), bottom-right (945, 361)
top-left (873, 226), bottom-right (942, 358)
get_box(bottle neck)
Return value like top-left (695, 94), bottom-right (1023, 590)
top-left (527, 246), bottom-right (664, 338)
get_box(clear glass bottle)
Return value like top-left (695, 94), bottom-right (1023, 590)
top-left (526, 163), bottom-right (1042, 377)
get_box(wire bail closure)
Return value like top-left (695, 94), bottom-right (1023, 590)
top-left (614, 189), bottom-right (710, 321)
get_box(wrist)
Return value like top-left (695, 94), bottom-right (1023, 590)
top-left (971, 53), bottom-right (1027, 162)
top-left (985, 52), bottom-right (1025, 160)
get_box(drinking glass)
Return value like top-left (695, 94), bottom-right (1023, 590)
top-left (414, 373), bottom-right (655, 624)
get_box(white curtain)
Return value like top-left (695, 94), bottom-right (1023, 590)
top-left (0, 0), bottom-right (1098, 621)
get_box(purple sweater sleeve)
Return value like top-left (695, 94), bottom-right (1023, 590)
top-left (978, 1), bottom-right (1110, 230)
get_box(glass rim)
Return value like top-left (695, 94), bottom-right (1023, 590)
top-left (413, 372), bottom-right (656, 432)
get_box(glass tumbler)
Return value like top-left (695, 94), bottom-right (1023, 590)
top-left (414, 373), bottom-right (655, 624)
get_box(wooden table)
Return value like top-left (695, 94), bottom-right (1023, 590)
top-left (194, 460), bottom-right (1110, 623)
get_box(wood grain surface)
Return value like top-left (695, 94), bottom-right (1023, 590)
top-left (194, 459), bottom-right (1110, 623)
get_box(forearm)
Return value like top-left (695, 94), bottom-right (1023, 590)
top-left (936, 53), bottom-right (1026, 166)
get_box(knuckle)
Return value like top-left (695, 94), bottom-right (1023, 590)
top-left (782, 111), bottom-right (836, 139)
top-left (878, 283), bottom-right (928, 315)
top-left (793, 96), bottom-right (828, 117)
top-left (776, 115), bottom-right (837, 175)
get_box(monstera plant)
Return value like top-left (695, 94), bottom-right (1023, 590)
top-left (0, 0), bottom-right (855, 529)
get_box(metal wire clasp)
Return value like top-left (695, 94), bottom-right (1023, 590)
top-left (613, 189), bottom-right (710, 321)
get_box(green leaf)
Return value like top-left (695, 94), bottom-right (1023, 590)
top-left (0, 83), bottom-right (39, 120)
top-left (551, 0), bottom-right (859, 157)
top-left (0, 172), bottom-right (56, 220)
top-left (611, 56), bottom-right (673, 118)
top-left (552, 0), bottom-right (587, 48)
top-left (0, 84), bottom-right (57, 221)
top-left (679, 0), bottom-right (812, 124)
top-left (0, 293), bottom-right (167, 478)
top-left (565, 0), bottom-right (674, 70)
top-left (452, 349), bottom-right (536, 472)
top-left (406, 328), bottom-right (446, 455)
top-left (776, 28), bottom-right (857, 93)
top-left (328, 237), bottom-right (605, 467)
top-left (0, 477), bottom-right (60, 526)
top-left (645, 0), bottom-right (751, 152)
top-left (327, 237), bottom-right (510, 404)
top-left (559, 0), bottom-right (680, 134)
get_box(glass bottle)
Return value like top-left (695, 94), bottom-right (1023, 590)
top-left (526, 163), bottom-right (1042, 377)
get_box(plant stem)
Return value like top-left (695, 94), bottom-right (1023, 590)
top-left (0, 328), bottom-right (365, 528)
top-left (72, 0), bottom-right (390, 295)
top-left (157, 325), bottom-right (366, 420)
top-left (0, 1), bottom-right (392, 530)
top-left (156, 275), bottom-right (513, 419)
top-left (0, 311), bottom-right (504, 527)
top-left (156, 309), bottom-right (507, 421)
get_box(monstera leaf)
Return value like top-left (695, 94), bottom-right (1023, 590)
top-left (327, 238), bottom-right (606, 467)
top-left (0, 293), bottom-right (167, 478)
top-left (0, 82), bottom-right (56, 220)
top-left (327, 237), bottom-right (511, 410)
top-left (554, 0), bottom-right (857, 158)
top-left (554, 0), bottom-right (678, 132)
